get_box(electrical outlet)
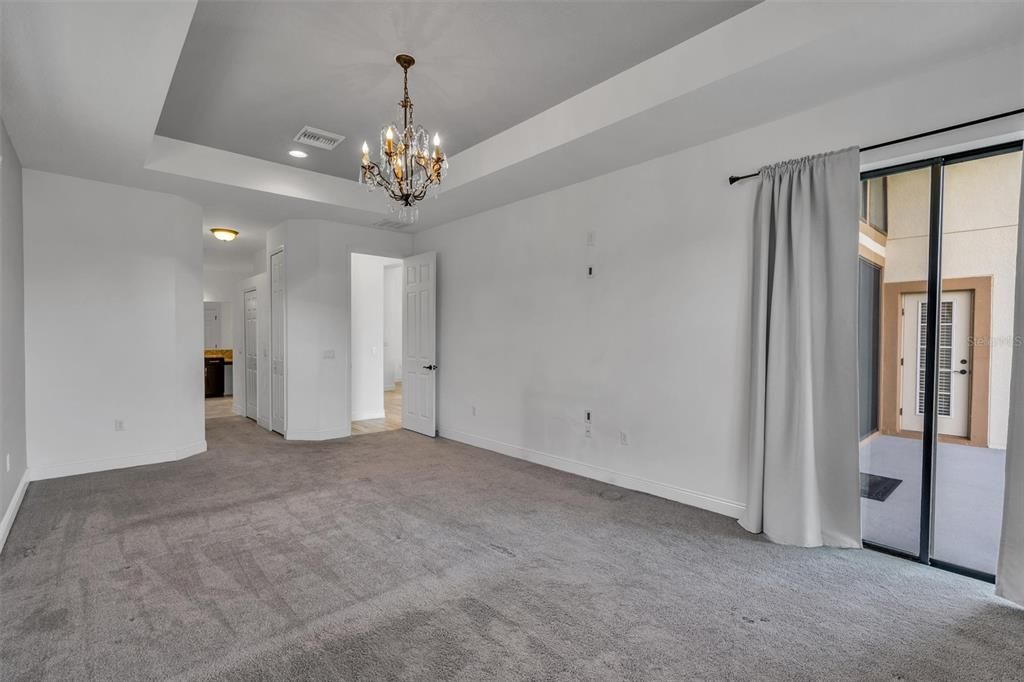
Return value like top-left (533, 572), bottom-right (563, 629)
top-left (585, 425), bottom-right (592, 438)
top-left (114, 419), bottom-right (126, 432)
top-left (585, 410), bottom-right (592, 424)
top-left (619, 431), bottom-right (629, 446)
top-left (322, 349), bottom-right (335, 360)
top-left (587, 265), bottom-right (594, 279)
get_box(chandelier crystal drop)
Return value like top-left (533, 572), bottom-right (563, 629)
top-left (359, 54), bottom-right (448, 223)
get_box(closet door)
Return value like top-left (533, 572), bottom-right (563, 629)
top-left (244, 288), bottom-right (258, 420)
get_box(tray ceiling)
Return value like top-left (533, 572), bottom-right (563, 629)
top-left (155, 1), bottom-right (756, 180)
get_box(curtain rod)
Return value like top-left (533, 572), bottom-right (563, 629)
top-left (727, 107), bottom-right (1024, 185)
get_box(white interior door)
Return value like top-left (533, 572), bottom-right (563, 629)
top-left (899, 291), bottom-right (972, 437)
top-left (402, 252), bottom-right (437, 437)
top-left (244, 288), bottom-right (258, 420)
top-left (271, 250), bottom-right (286, 435)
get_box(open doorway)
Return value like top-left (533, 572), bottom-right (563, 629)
top-left (203, 300), bottom-right (235, 421)
top-left (351, 253), bottom-right (404, 435)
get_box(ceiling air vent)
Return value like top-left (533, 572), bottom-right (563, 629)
top-left (293, 125), bottom-right (344, 150)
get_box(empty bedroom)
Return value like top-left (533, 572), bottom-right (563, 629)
top-left (0, 1), bottom-right (1022, 679)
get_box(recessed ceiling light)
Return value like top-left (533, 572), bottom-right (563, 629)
top-left (210, 228), bottom-right (239, 242)
top-left (289, 149), bottom-right (308, 158)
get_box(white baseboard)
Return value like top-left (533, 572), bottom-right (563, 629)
top-left (0, 468), bottom-right (31, 552)
top-left (351, 410), bottom-right (386, 422)
top-left (285, 426), bottom-right (350, 441)
top-left (440, 428), bottom-right (745, 519)
top-left (31, 440), bottom-right (208, 481)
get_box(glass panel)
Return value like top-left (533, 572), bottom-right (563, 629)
top-left (860, 180), bottom-right (869, 223)
top-left (859, 165), bottom-right (932, 555)
top-left (858, 259), bottom-right (881, 439)
top-left (868, 177), bottom-right (888, 234)
top-left (932, 150), bottom-right (1021, 575)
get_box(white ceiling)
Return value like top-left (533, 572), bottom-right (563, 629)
top-left (3, 1), bottom-right (1023, 271)
top-left (156, 1), bottom-right (756, 180)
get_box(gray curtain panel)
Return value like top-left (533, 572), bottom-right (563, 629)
top-left (996, 154), bottom-right (1024, 606)
top-left (740, 147), bottom-right (862, 548)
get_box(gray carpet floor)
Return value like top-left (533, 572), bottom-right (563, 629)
top-left (1, 417), bottom-right (1022, 681)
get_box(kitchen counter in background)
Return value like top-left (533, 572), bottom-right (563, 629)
top-left (204, 348), bottom-right (233, 397)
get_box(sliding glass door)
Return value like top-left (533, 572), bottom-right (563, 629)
top-left (858, 166), bottom-right (931, 556)
top-left (858, 142), bottom-right (1023, 580)
top-left (931, 148), bottom-right (1022, 577)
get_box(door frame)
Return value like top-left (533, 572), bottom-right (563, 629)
top-left (880, 276), bottom-right (991, 448)
top-left (270, 247), bottom-right (287, 435)
top-left (243, 286), bottom-right (258, 421)
top-left (347, 246), bottom-right (415, 432)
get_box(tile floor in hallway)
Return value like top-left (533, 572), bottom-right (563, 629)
top-left (205, 396), bottom-right (235, 420)
top-left (352, 383), bottom-right (403, 435)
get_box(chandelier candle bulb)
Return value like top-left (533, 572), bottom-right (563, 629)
top-left (385, 127), bottom-right (394, 153)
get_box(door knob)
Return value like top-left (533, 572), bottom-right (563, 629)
top-left (956, 369), bottom-right (968, 375)
top-left (422, 364), bottom-right (438, 370)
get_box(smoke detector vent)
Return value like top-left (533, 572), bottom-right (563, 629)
top-left (293, 125), bottom-right (344, 150)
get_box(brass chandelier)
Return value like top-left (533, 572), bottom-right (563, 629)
top-left (359, 54), bottom-right (448, 223)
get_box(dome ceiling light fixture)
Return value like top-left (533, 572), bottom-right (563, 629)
top-left (210, 227), bottom-right (239, 242)
top-left (359, 54), bottom-right (448, 224)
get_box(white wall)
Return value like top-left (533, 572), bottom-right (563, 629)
top-left (412, 43), bottom-right (1024, 518)
top-left (351, 254), bottom-right (401, 421)
top-left (267, 219), bottom-right (412, 440)
top-left (203, 301), bottom-right (223, 347)
top-left (23, 170), bottom-right (205, 479)
top-left (251, 245), bottom-right (267, 276)
top-left (383, 263), bottom-right (403, 389)
top-left (203, 265), bottom-right (248, 351)
top-left (0, 120), bottom-right (28, 545)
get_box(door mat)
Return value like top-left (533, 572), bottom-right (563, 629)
top-left (860, 473), bottom-right (902, 502)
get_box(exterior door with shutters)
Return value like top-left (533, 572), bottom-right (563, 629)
top-left (899, 291), bottom-right (972, 437)
top-left (244, 288), bottom-right (258, 420)
top-left (402, 252), bottom-right (436, 437)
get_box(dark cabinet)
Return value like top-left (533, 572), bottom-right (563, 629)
top-left (205, 357), bottom-right (225, 398)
